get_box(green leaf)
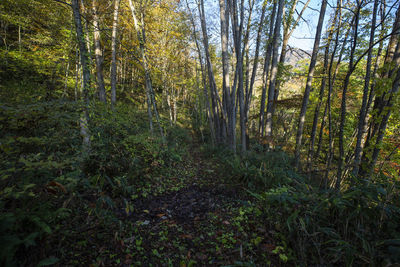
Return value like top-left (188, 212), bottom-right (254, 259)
top-left (37, 257), bottom-right (59, 266)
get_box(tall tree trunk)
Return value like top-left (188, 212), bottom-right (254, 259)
top-left (367, 64), bottom-right (400, 176)
top-left (80, 0), bottom-right (92, 71)
top-left (265, 0), bottom-right (284, 138)
top-left (111, 0), bottom-right (120, 107)
top-left (294, 0), bottom-right (327, 169)
top-left (230, 0), bottom-right (246, 153)
top-left (273, 0), bottom-right (310, 117)
top-left (92, 0), bottom-right (106, 103)
top-left (185, 0), bottom-right (215, 144)
top-left (198, 0), bottom-right (222, 145)
top-left (246, 2), bottom-right (266, 135)
top-left (74, 47), bottom-right (80, 101)
top-left (336, 2), bottom-right (361, 190)
top-left (72, 0), bottom-right (91, 150)
top-left (259, 1), bottom-right (277, 136)
top-left (352, 0), bottom-right (378, 177)
top-left (361, 3), bottom-right (400, 175)
top-left (325, 0), bottom-right (345, 185)
top-left (363, 5), bottom-right (400, 176)
top-left (219, 0), bottom-right (233, 149)
top-left (308, 4), bottom-right (339, 171)
top-left (128, 0), bottom-right (165, 141)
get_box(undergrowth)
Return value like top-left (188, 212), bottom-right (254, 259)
top-left (204, 141), bottom-right (400, 265)
top-left (0, 100), bottom-right (189, 266)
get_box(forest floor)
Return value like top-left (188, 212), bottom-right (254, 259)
top-left (52, 142), bottom-right (280, 266)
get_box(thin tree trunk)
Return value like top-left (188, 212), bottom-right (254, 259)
top-left (128, 0), bottom-right (157, 136)
top-left (71, 0), bottom-right (91, 150)
top-left (361, 3), bottom-right (400, 175)
top-left (64, 60), bottom-right (70, 97)
top-left (219, 0), bottom-right (233, 149)
top-left (111, 0), bottom-right (121, 107)
top-left (336, 2), bottom-right (361, 189)
top-left (18, 25), bottom-right (21, 51)
top-left (74, 48), bottom-right (80, 101)
top-left (198, 0), bottom-right (223, 145)
top-left (364, 6), bottom-right (400, 176)
top-left (230, 0), bottom-right (246, 153)
top-left (367, 62), bottom-right (400, 176)
top-left (274, 0), bottom-right (310, 117)
top-left (259, 1), bottom-right (277, 136)
top-left (352, 0), bottom-right (378, 177)
top-left (265, 0), bottom-right (284, 138)
top-left (185, 0), bottom-right (215, 144)
top-left (140, 11), bottom-right (164, 141)
top-left (80, 0), bottom-right (92, 70)
top-left (294, 0), bottom-right (327, 169)
top-left (325, 0), bottom-right (344, 185)
top-left (247, 2), bottom-right (266, 134)
top-left (308, 4), bottom-right (339, 170)
top-left (92, 0), bottom-right (106, 103)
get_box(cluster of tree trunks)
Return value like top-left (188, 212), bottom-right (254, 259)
top-left (185, 0), bottom-right (400, 186)
top-left (68, 0), bottom-right (400, 186)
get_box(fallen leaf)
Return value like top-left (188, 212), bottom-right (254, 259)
top-left (196, 253), bottom-right (208, 260)
top-left (180, 234), bottom-right (193, 239)
top-left (261, 243), bottom-right (276, 252)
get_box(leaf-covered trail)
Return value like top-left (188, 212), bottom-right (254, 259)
top-left (112, 144), bottom-right (279, 266)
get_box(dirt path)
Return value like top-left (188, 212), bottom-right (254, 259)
top-left (112, 145), bottom-right (277, 266)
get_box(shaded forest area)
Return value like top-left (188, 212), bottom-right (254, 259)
top-left (1, 0), bottom-right (400, 266)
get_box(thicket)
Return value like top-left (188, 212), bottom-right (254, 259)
top-left (203, 140), bottom-right (400, 265)
top-left (0, 99), bottom-right (189, 266)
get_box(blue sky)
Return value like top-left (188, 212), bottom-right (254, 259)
top-left (288, 0), bottom-right (327, 51)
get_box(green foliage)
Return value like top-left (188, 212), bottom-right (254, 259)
top-left (208, 145), bottom-right (302, 190)
top-left (0, 98), bottom-right (188, 265)
top-left (251, 177), bottom-right (400, 265)
top-left (0, 100), bottom-right (80, 265)
top-left (208, 140), bottom-right (400, 265)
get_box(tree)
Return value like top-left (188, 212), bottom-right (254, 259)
top-left (259, 0), bottom-right (277, 137)
top-left (92, 0), bottom-right (106, 102)
top-left (111, 0), bottom-right (121, 106)
top-left (336, 1), bottom-right (361, 189)
top-left (264, 0), bottom-right (284, 138)
top-left (71, 0), bottom-right (91, 149)
top-left (307, 4), bottom-right (339, 173)
top-left (128, 0), bottom-right (164, 140)
top-left (294, 0), bottom-right (327, 169)
top-left (352, 0), bottom-right (378, 177)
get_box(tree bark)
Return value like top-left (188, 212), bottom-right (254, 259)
top-left (265, 0), bottom-right (284, 138)
top-left (185, 0), bottom-right (215, 144)
top-left (219, 0), bottom-right (233, 149)
top-left (259, 1), bottom-right (277, 136)
top-left (80, 0), bottom-right (92, 71)
top-left (92, 0), bottom-right (106, 103)
top-left (71, 0), bottom-right (91, 150)
top-left (128, 0), bottom-right (165, 141)
top-left (361, 3), bottom-right (400, 175)
top-left (294, 0), bottom-right (327, 169)
top-left (230, 0), bottom-right (246, 153)
top-left (352, 0), bottom-right (378, 177)
top-left (274, 0), bottom-right (310, 117)
top-left (308, 3), bottom-right (339, 171)
top-left (198, 0), bottom-right (222, 145)
top-left (246, 2), bottom-right (266, 127)
top-left (111, 0), bottom-right (121, 107)
top-left (336, 1), bottom-right (361, 189)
